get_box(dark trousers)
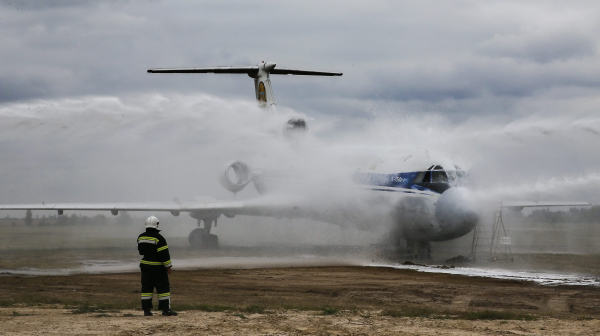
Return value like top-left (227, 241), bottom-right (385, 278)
top-left (140, 266), bottom-right (171, 311)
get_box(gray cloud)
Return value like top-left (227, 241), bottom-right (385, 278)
top-left (0, 76), bottom-right (51, 101)
top-left (0, 1), bottom-right (600, 207)
top-left (0, 0), bottom-right (93, 11)
top-left (0, 0), bottom-right (597, 119)
top-left (478, 29), bottom-right (596, 63)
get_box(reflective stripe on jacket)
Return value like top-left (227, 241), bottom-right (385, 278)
top-left (137, 227), bottom-right (172, 268)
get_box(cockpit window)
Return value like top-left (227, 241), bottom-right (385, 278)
top-left (418, 165), bottom-right (448, 183)
top-left (431, 170), bottom-right (449, 183)
top-left (414, 171), bottom-right (426, 183)
top-left (412, 165), bottom-right (468, 193)
top-left (422, 170), bottom-right (431, 183)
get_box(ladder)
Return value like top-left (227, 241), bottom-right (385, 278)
top-left (470, 205), bottom-right (514, 262)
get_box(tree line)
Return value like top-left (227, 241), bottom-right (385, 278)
top-left (7, 210), bottom-right (136, 226)
top-left (526, 206), bottom-right (600, 223)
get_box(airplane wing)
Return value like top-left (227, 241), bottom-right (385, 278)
top-left (270, 69), bottom-right (343, 76)
top-left (147, 67), bottom-right (342, 76)
top-left (502, 201), bottom-right (591, 209)
top-left (0, 196), bottom-right (296, 218)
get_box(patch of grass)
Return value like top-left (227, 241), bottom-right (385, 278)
top-left (576, 316), bottom-right (594, 321)
top-left (12, 311), bottom-right (32, 316)
top-left (94, 313), bottom-right (112, 318)
top-left (122, 313), bottom-right (135, 317)
top-left (319, 307), bottom-right (339, 316)
top-left (13, 294), bottom-right (69, 306)
top-left (174, 303), bottom-right (267, 314)
top-left (99, 302), bottom-right (136, 310)
top-left (70, 305), bottom-right (112, 315)
top-left (382, 307), bottom-right (435, 318)
top-left (176, 304), bottom-right (235, 312)
top-left (232, 313), bottom-right (247, 319)
top-left (382, 308), bottom-right (536, 321)
top-left (8, 295), bottom-right (137, 311)
top-left (280, 304), bottom-right (316, 311)
top-left (351, 307), bottom-right (371, 317)
top-left (460, 310), bottom-right (537, 321)
top-left (241, 305), bottom-right (265, 314)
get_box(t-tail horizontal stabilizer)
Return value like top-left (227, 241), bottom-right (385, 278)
top-left (147, 61), bottom-right (342, 110)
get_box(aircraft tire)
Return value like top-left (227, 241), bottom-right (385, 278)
top-left (188, 229), bottom-right (219, 249)
top-left (206, 234), bottom-right (219, 249)
top-left (188, 228), bottom-right (203, 249)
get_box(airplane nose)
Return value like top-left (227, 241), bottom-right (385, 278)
top-left (435, 187), bottom-right (479, 238)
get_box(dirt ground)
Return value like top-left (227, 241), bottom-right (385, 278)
top-left (2, 307), bottom-right (600, 335)
top-left (2, 266), bottom-right (600, 335)
top-left (3, 222), bottom-right (600, 334)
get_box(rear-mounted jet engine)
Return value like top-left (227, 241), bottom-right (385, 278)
top-left (283, 117), bottom-right (307, 141)
top-left (219, 160), bottom-right (252, 193)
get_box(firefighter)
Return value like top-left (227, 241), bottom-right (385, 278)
top-left (137, 215), bottom-right (178, 316)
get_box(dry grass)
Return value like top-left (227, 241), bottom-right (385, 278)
top-left (3, 222), bottom-right (600, 322)
top-left (2, 266), bottom-right (600, 322)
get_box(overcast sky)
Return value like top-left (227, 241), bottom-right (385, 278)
top-left (1, 0), bottom-right (600, 210)
top-left (2, 1), bottom-right (600, 120)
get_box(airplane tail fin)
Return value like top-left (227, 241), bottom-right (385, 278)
top-left (148, 61), bottom-right (342, 110)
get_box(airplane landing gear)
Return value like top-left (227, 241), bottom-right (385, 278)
top-left (188, 218), bottom-right (219, 249)
top-left (389, 228), bottom-right (431, 260)
top-left (406, 240), bottom-right (431, 260)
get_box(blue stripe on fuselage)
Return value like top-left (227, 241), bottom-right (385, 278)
top-left (353, 171), bottom-right (437, 194)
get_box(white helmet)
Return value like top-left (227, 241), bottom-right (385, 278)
top-left (145, 216), bottom-right (159, 228)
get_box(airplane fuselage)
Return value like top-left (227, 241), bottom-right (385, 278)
top-left (245, 153), bottom-right (479, 242)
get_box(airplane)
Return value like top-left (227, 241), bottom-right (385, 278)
top-left (0, 61), bottom-right (590, 259)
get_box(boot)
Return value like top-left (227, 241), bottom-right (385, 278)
top-left (144, 310), bottom-right (153, 316)
top-left (162, 309), bottom-right (178, 316)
